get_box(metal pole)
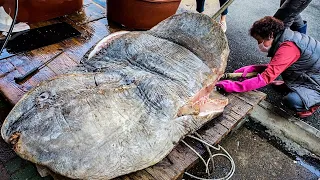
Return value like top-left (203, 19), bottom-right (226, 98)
top-left (212, 0), bottom-right (235, 20)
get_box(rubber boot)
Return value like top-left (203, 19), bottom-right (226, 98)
top-left (297, 21), bottom-right (307, 34)
top-left (196, 0), bottom-right (205, 13)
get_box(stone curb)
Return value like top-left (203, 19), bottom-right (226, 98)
top-left (249, 100), bottom-right (320, 157)
top-left (258, 100), bottom-right (320, 139)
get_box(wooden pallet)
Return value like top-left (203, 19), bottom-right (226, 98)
top-left (0, 0), bottom-right (267, 179)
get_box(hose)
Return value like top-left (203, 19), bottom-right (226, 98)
top-left (0, 0), bottom-right (19, 56)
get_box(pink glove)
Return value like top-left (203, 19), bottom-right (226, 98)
top-left (234, 64), bottom-right (268, 77)
top-left (216, 74), bottom-right (267, 93)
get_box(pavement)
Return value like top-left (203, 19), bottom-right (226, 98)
top-left (183, 100), bottom-right (320, 180)
top-left (250, 100), bottom-right (320, 157)
top-left (218, 126), bottom-right (318, 180)
top-left (184, 126), bottom-right (319, 180)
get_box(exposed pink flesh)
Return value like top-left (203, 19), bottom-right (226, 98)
top-left (177, 71), bottom-right (226, 117)
top-left (198, 98), bottom-right (228, 116)
top-left (190, 69), bottom-right (223, 104)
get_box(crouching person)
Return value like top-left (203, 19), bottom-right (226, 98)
top-left (216, 16), bottom-right (320, 118)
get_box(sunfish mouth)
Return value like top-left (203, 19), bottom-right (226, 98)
top-left (177, 82), bottom-right (228, 117)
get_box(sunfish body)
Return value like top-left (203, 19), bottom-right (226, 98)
top-left (1, 13), bottom-right (229, 179)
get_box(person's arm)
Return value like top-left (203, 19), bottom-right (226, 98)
top-left (260, 41), bottom-right (301, 84)
top-left (216, 41), bottom-right (301, 93)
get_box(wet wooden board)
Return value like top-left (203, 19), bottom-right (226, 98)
top-left (0, 0), bottom-right (266, 179)
top-left (0, 0), bottom-right (116, 104)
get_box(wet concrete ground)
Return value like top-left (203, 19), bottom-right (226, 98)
top-left (184, 126), bottom-right (319, 180)
top-left (221, 127), bottom-right (318, 180)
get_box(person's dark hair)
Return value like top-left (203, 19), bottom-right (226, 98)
top-left (250, 16), bottom-right (285, 39)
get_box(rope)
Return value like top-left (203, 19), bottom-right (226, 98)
top-left (183, 134), bottom-right (236, 180)
top-left (195, 132), bottom-right (215, 175)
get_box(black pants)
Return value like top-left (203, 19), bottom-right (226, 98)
top-left (196, 0), bottom-right (228, 15)
top-left (274, 0), bottom-right (312, 29)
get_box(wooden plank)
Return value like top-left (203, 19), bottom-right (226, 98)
top-left (0, 70), bottom-right (32, 104)
top-left (15, 60), bottom-right (56, 87)
top-left (228, 95), bottom-right (253, 116)
top-left (127, 170), bottom-right (155, 180)
top-left (2, 17), bottom-right (78, 89)
top-left (142, 132), bottom-right (215, 179)
top-left (115, 175), bottom-right (132, 180)
top-left (0, 61), bottom-right (15, 74)
top-left (68, 0), bottom-right (106, 25)
top-left (28, 19), bottom-right (62, 29)
top-left (0, 0), bottom-right (117, 105)
top-left (233, 90), bottom-right (266, 106)
top-left (45, 53), bottom-right (78, 75)
top-left (221, 107), bottom-right (243, 122)
top-left (60, 18), bottom-right (110, 63)
top-left (198, 126), bottom-right (221, 145)
top-left (7, 55), bottom-right (32, 68)
top-left (0, 55), bottom-right (33, 103)
top-left (0, 44), bottom-right (76, 103)
top-left (146, 145), bottom-right (198, 180)
top-left (57, 0), bottom-right (121, 63)
top-left (26, 44), bottom-right (77, 73)
top-left (219, 116), bottom-right (236, 129)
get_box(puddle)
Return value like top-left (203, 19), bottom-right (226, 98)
top-left (0, 48), bottom-right (16, 60)
top-left (296, 157), bottom-right (320, 177)
top-left (93, 0), bottom-right (106, 7)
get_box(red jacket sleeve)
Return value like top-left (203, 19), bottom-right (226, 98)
top-left (261, 41), bottom-right (301, 84)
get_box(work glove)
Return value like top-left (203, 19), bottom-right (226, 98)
top-left (216, 74), bottom-right (267, 93)
top-left (234, 64), bottom-right (268, 78)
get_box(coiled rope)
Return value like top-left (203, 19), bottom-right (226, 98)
top-left (182, 133), bottom-right (235, 180)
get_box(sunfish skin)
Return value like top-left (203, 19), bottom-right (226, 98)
top-left (1, 13), bottom-right (229, 179)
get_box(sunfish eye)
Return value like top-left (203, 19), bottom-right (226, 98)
top-left (38, 92), bottom-right (50, 101)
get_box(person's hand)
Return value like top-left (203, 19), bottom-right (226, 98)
top-left (271, 80), bottom-right (284, 86)
top-left (234, 64), bottom-right (268, 78)
top-left (216, 74), bottom-right (267, 93)
top-left (216, 80), bottom-right (238, 93)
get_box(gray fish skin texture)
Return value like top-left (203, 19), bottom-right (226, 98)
top-left (1, 13), bottom-right (229, 179)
